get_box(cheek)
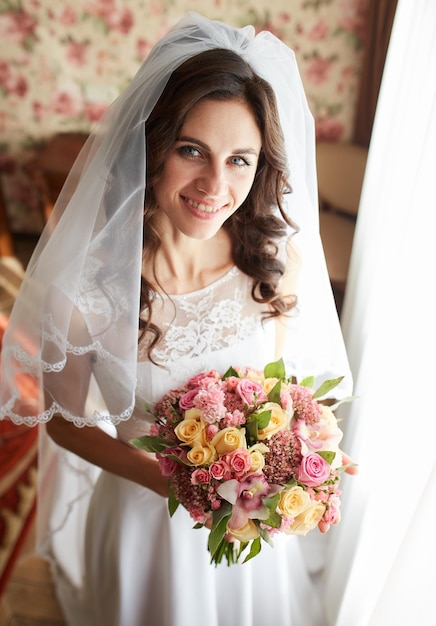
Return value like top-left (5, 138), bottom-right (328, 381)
top-left (235, 174), bottom-right (257, 208)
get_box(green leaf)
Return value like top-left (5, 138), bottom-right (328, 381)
top-left (130, 435), bottom-right (171, 453)
top-left (258, 525), bottom-right (274, 547)
top-left (253, 410), bottom-right (271, 430)
top-left (168, 486), bottom-right (179, 517)
top-left (264, 358), bottom-right (286, 380)
top-left (267, 380), bottom-right (282, 404)
top-left (223, 366), bottom-right (240, 379)
top-left (312, 376), bottom-right (344, 399)
top-left (299, 375), bottom-right (315, 388)
top-left (328, 395), bottom-right (357, 412)
top-left (245, 418), bottom-right (259, 445)
top-left (242, 537), bottom-right (262, 563)
top-left (208, 513), bottom-right (231, 557)
top-left (262, 493), bottom-right (282, 528)
top-left (316, 450), bottom-right (336, 465)
top-left (164, 453), bottom-right (187, 465)
top-left (236, 541), bottom-right (249, 561)
top-left (211, 501), bottom-right (232, 528)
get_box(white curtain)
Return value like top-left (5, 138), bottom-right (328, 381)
top-left (323, 1), bottom-right (436, 624)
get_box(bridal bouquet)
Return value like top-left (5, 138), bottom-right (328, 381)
top-left (133, 359), bottom-right (353, 566)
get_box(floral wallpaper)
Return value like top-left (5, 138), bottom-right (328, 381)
top-left (0, 0), bottom-right (368, 233)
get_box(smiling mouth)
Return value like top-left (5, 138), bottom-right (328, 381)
top-left (185, 197), bottom-right (224, 213)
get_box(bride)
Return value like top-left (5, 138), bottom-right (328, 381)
top-left (0, 12), bottom-right (352, 626)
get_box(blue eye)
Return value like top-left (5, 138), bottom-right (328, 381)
top-left (230, 156), bottom-right (251, 167)
top-left (177, 145), bottom-right (201, 158)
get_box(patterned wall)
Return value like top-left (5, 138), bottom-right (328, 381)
top-left (0, 0), bottom-right (368, 233)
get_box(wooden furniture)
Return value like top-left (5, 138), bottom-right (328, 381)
top-left (316, 141), bottom-right (368, 299)
top-left (26, 132), bottom-right (88, 224)
top-left (0, 179), bottom-right (14, 257)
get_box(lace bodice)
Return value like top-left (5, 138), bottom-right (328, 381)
top-left (116, 267), bottom-right (276, 443)
top-left (138, 266), bottom-right (263, 363)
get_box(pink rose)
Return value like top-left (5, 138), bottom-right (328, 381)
top-left (191, 468), bottom-right (210, 486)
top-left (179, 389), bottom-right (199, 410)
top-left (224, 449), bottom-right (251, 477)
top-left (280, 389), bottom-right (293, 411)
top-left (225, 376), bottom-right (240, 391)
top-left (237, 379), bottom-right (268, 407)
top-left (323, 499), bottom-right (341, 526)
top-left (297, 453), bottom-right (331, 487)
top-left (157, 453), bottom-right (178, 477)
top-left (209, 460), bottom-right (229, 481)
top-left (188, 370), bottom-right (219, 388)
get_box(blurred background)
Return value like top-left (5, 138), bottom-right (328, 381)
top-left (0, 0), bottom-right (396, 314)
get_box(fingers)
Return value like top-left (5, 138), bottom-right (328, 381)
top-left (341, 451), bottom-right (359, 475)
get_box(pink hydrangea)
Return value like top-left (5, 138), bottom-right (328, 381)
top-left (289, 385), bottom-right (322, 425)
top-left (263, 429), bottom-right (301, 484)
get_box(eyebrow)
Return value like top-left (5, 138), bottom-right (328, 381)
top-left (177, 135), bottom-right (260, 156)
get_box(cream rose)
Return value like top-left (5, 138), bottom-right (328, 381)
top-left (174, 416), bottom-right (206, 446)
top-left (277, 485), bottom-right (311, 518)
top-left (257, 402), bottom-right (289, 440)
top-left (287, 500), bottom-right (326, 536)
top-left (245, 370), bottom-right (264, 384)
top-left (318, 405), bottom-right (343, 469)
top-left (248, 443), bottom-right (269, 473)
top-left (186, 443), bottom-right (217, 466)
top-left (211, 427), bottom-right (246, 455)
top-left (262, 377), bottom-right (279, 394)
top-left (228, 519), bottom-right (259, 542)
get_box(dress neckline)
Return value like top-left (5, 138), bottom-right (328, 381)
top-left (164, 265), bottom-right (239, 299)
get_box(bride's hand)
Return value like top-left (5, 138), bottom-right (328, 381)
top-left (341, 451), bottom-right (359, 475)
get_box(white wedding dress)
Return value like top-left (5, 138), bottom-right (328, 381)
top-left (38, 267), bottom-right (327, 626)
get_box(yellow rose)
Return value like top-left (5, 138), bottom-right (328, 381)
top-left (228, 519), bottom-right (259, 542)
top-left (184, 408), bottom-right (204, 421)
top-left (186, 443), bottom-right (217, 466)
top-left (248, 443), bottom-right (269, 473)
top-left (174, 417), bottom-right (206, 446)
top-left (257, 402), bottom-right (290, 440)
top-left (212, 427), bottom-right (246, 455)
top-left (287, 500), bottom-right (326, 536)
top-left (277, 486), bottom-right (311, 517)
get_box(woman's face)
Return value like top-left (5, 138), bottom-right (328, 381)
top-left (153, 98), bottom-right (262, 241)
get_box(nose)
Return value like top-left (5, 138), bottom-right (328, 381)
top-left (196, 161), bottom-right (228, 197)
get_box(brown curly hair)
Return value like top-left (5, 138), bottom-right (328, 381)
top-left (140, 48), bottom-right (298, 357)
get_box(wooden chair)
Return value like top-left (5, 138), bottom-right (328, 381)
top-left (25, 133), bottom-right (88, 224)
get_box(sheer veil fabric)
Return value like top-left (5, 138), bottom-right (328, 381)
top-left (0, 11), bottom-right (350, 428)
top-left (0, 12), bottom-right (351, 625)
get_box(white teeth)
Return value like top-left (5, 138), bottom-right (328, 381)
top-left (186, 198), bottom-right (221, 213)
